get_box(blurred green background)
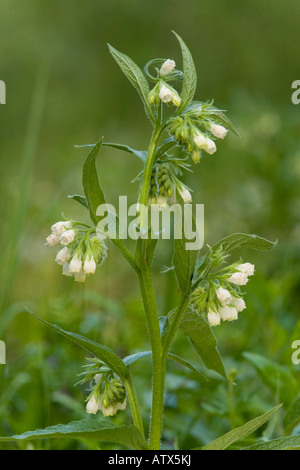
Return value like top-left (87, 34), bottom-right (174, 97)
top-left (1, 0), bottom-right (300, 449)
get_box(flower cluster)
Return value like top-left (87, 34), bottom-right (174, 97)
top-left (86, 374), bottom-right (127, 417)
top-left (148, 59), bottom-right (181, 107)
top-left (191, 262), bottom-right (255, 327)
top-left (167, 101), bottom-right (230, 164)
top-left (46, 220), bottom-right (107, 282)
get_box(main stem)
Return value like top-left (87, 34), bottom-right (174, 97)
top-left (137, 121), bottom-right (166, 449)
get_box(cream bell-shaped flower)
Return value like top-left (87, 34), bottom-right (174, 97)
top-left (86, 395), bottom-right (100, 415)
top-left (83, 255), bottom-right (97, 274)
top-left (204, 137), bottom-right (217, 155)
top-left (55, 247), bottom-right (71, 265)
top-left (116, 399), bottom-right (127, 411)
top-left (216, 287), bottom-right (232, 305)
top-left (194, 132), bottom-right (207, 149)
top-left (51, 220), bottom-right (72, 235)
top-left (101, 404), bottom-right (117, 417)
top-left (178, 185), bottom-right (192, 203)
top-left (60, 229), bottom-right (76, 245)
top-left (62, 263), bottom-right (73, 277)
top-left (207, 308), bottom-right (221, 327)
top-left (219, 305), bottom-right (238, 322)
top-left (68, 252), bottom-right (82, 274)
top-left (227, 272), bottom-right (248, 286)
top-left (237, 263), bottom-right (255, 276)
top-left (232, 297), bottom-right (246, 312)
top-left (210, 123), bottom-right (228, 139)
top-left (46, 232), bottom-right (60, 247)
top-left (160, 59), bottom-right (176, 77)
top-left (159, 84), bottom-right (173, 103)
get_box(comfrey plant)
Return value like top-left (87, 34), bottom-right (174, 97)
top-left (2, 33), bottom-right (278, 450)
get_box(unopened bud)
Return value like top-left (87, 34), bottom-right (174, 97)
top-left (160, 59), bottom-right (176, 77)
top-left (237, 263), bottom-right (255, 276)
top-left (210, 123), bottom-right (228, 139)
top-left (207, 309), bottom-right (221, 327)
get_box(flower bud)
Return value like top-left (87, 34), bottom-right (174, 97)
top-left (194, 132), bottom-right (207, 149)
top-left (86, 395), bottom-right (99, 414)
top-left (216, 287), bottom-right (232, 305)
top-left (68, 252), bottom-right (82, 273)
top-left (55, 247), bottom-right (71, 265)
top-left (46, 233), bottom-right (60, 247)
top-left (171, 90), bottom-right (181, 107)
top-left (210, 123), bottom-right (228, 139)
top-left (83, 255), bottom-right (97, 274)
top-left (228, 272), bottom-right (248, 286)
top-left (159, 84), bottom-right (173, 103)
top-left (60, 229), bottom-right (76, 245)
top-left (232, 297), bottom-right (246, 312)
top-left (219, 305), bottom-right (238, 322)
top-left (191, 150), bottom-right (201, 164)
top-left (207, 309), bottom-right (221, 327)
top-left (101, 404), bottom-right (118, 417)
top-left (51, 220), bottom-right (72, 235)
top-left (160, 59), bottom-right (176, 77)
top-left (237, 262), bottom-right (255, 276)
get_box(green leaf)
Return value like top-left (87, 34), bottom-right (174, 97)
top-left (202, 404), bottom-right (282, 450)
top-left (167, 353), bottom-right (208, 381)
top-left (243, 352), bottom-right (297, 406)
top-left (212, 233), bottom-right (277, 254)
top-left (179, 309), bottom-right (227, 380)
top-left (244, 435), bottom-right (300, 450)
top-left (173, 32), bottom-right (197, 114)
top-left (0, 418), bottom-right (148, 449)
top-left (108, 44), bottom-right (155, 123)
top-left (123, 351), bottom-right (152, 367)
top-left (283, 396), bottom-right (300, 434)
top-left (28, 310), bottom-right (129, 381)
top-left (68, 194), bottom-right (89, 209)
top-left (82, 139), bottom-right (106, 225)
top-left (76, 142), bottom-right (147, 163)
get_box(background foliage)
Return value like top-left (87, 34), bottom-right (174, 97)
top-left (1, 0), bottom-right (300, 449)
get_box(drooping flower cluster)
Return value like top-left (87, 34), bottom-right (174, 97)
top-left (167, 101), bottom-right (232, 164)
top-left (148, 59), bottom-right (181, 107)
top-left (79, 359), bottom-right (127, 417)
top-left (191, 261), bottom-right (255, 327)
top-left (46, 220), bottom-right (107, 282)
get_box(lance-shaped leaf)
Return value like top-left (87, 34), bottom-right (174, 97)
top-left (283, 396), bottom-right (300, 434)
top-left (0, 419), bottom-right (148, 450)
top-left (28, 310), bottom-right (129, 381)
top-left (179, 309), bottom-right (227, 380)
top-left (202, 404), bottom-right (282, 450)
top-left (75, 142), bottom-right (147, 163)
top-left (244, 434), bottom-right (300, 451)
top-left (82, 138), bottom-right (106, 225)
top-left (68, 194), bottom-right (89, 209)
top-left (212, 233), bottom-right (277, 254)
top-left (108, 44), bottom-right (155, 123)
top-left (173, 32), bottom-right (197, 114)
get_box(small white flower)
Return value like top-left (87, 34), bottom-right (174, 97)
top-left (207, 309), bottom-right (221, 327)
top-left (210, 123), bottom-right (228, 139)
top-left (83, 255), bottom-right (97, 274)
top-left (160, 59), bottom-right (176, 77)
top-left (219, 305), bottom-right (238, 322)
top-left (194, 132), bottom-right (207, 149)
top-left (68, 252), bottom-right (82, 273)
top-left (46, 232), bottom-right (60, 247)
top-left (55, 247), bottom-right (71, 265)
top-left (171, 91), bottom-right (181, 107)
top-left (156, 195), bottom-right (168, 207)
top-left (74, 270), bottom-right (86, 283)
top-left (159, 84), bottom-right (173, 103)
top-left (51, 220), bottom-right (72, 235)
top-left (216, 287), bottom-right (232, 305)
top-left (232, 297), bottom-right (246, 312)
top-left (60, 229), bottom-right (76, 245)
top-left (116, 399), bottom-right (127, 411)
top-left (101, 404), bottom-right (117, 417)
top-left (237, 262), bottom-right (255, 276)
top-left (62, 263), bottom-right (73, 277)
top-left (178, 186), bottom-right (192, 203)
top-left (203, 136), bottom-right (217, 155)
top-left (86, 395), bottom-right (99, 414)
top-left (228, 272), bottom-right (248, 286)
